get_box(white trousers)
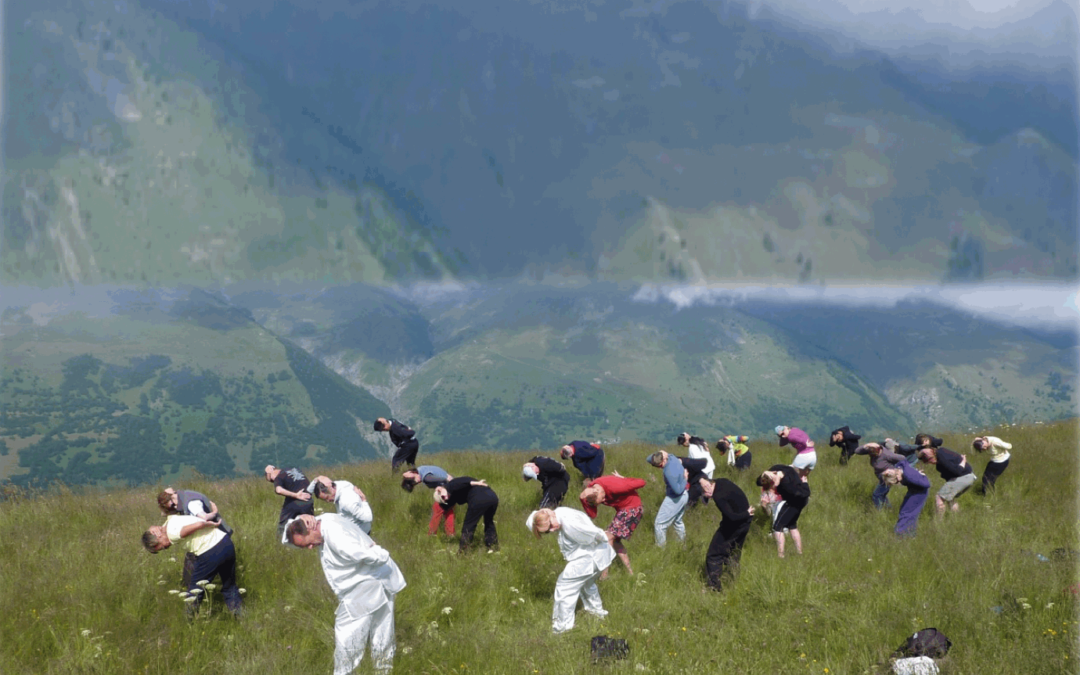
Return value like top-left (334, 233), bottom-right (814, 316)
top-left (334, 596), bottom-right (396, 675)
top-left (552, 564), bottom-right (607, 634)
top-left (654, 492), bottom-right (688, 546)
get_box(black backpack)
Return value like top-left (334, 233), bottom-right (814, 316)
top-left (894, 628), bottom-right (952, 659)
top-left (590, 635), bottom-right (630, 662)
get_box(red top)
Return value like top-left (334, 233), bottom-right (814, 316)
top-left (581, 475), bottom-right (646, 517)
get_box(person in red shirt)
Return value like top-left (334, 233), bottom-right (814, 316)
top-left (579, 471), bottom-right (646, 578)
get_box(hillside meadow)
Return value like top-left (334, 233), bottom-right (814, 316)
top-left (1, 421), bottom-right (1077, 674)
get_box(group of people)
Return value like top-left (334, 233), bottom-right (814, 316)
top-left (138, 414), bottom-right (1015, 674)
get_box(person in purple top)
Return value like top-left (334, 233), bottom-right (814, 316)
top-left (853, 442), bottom-right (906, 509)
top-left (561, 441), bottom-right (605, 481)
top-left (880, 460), bottom-right (931, 536)
top-left (776, 425), bottom-right (816, 481)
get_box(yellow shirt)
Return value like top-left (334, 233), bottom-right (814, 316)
top-left (165, 515), bottom-right (226, 557)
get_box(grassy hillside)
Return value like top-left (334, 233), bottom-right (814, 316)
top-left (1, 420), bottom-right (1076, 674)
top-left (0, 291), bottom-right (390, 486)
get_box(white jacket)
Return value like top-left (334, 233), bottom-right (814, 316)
top-left (318, 514), bottom-right (406, 616)
top-left (553, 508), bottom-right (616, 576)
top-left (983, 436), bottom-right (1012, 463)
top-left (687, 442), bottom-right (716, 478)
top-left (333, 480), bottom-right (373, 534)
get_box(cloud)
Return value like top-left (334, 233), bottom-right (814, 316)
top-left (631, 282), bottom-right (1080, 330)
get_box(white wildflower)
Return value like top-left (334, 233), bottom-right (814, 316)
top-left (441, 607), bottom-right (452, 615)
top-left (1046, 602), bottom-right (1055, 609)
top-left (168, 590), bottom-right (180, 595)
top-left (509, 587), bottom-right (520, 594)
top-left (184, 597), bottom-right (197, 604)
top-left (204, 584), bottom-right (217, 591)
top-left (157, 580), bottom-right (167, 585)
top-left (196, 580), bottom-right (210, 587)
top-left (402, 647), bottom-right (413, 655)
top-left (190, 588), bottom-right (203, 595)
top-left (519, 597), bottom-right (526, 604)
top-left (238, 588), bottom-right (247, 595)
top-left (283, 605), bottom-right (292, 612)
top-left (81, 629), bottom-right (92, 638)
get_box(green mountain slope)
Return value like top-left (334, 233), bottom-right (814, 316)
top-left (0, 290), bottom-right (390, 486)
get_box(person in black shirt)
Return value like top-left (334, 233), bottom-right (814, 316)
top-left (374, 417), bottom-right (420, 471)
top-left (918, 445), bottom-right (976, 516)
top-left (435, 476), bottom-right (499, 552)
top-left (756, 464), bottom-right (810, 558)
top-left (523, 456), bottom-right (571, 509)
top-left (701, 478), bottom-right (754, 590)
top-left (264, 465), bottom-right (314, 541)
top-left (678, 455), bottom-right (712, 508)
top-left (829, 426), bottom-right (862, 465)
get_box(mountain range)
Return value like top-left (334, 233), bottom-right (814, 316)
top-left (1, 282), bottom-right (1074, 486)
top-left (3, 0), bottom-right (1076, 287)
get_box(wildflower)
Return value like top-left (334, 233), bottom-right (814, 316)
top-left (169, 557), bottom-right (176, 563)
top-left (157, 580), bottom-right (167, 585)
top-left (1022, 603), bottom-right (1032, 610)
top-left (402, 647), bottom-right (413, 655)
top-left (519, 597), bottom-right (525, 604)
top-left (1047, 602), bottom-right (1055, 609)
top-left (190, 588), bottom-right (203, 595)
top-left (81, 629), bottom-right (92, 638)
top-left (429, 621), bottom-right (439, 630)
top-left (184, 597), bottom-right (197, 604)
top-left (442, 607), bottom-right (452, 615)
top-left (204, 584), bottom-right (217, 591)
top-left (283, 605), bottom-right (292, 612)
top-left (636, 665), bottom-right (646, 672)
top-left (168, 590), bottom-right (180, 595)
top-left (238, 588), bottom-right (247, 595)
top-left (196, 580), bottom-right (210, 587)
top-left (681, 627), bottom-right (686, 631)
top-left (509, 587), bottom-right (520, 594)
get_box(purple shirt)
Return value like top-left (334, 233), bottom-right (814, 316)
top-left (780, 428), bottom-right (813, 454)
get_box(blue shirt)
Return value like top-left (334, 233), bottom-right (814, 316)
top-left (417, 465), bottom-right (449, 488)
top-left (569, 441), bottom-right (604, 479)
top-left (662, 455), bottom-right (686, 498)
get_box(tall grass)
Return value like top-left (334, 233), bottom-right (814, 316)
top-left (1, 422), bottom-right (1077, 674)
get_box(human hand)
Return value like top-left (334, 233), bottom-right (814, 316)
top-left (748, 506), bottom-right (756, 517)
top-left (298, 492), bottom-right (312, 501)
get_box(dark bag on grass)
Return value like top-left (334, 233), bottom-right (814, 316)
top-left (894, 628), bottom-right (952, 659)
top-left (590, 635), bottom-right (629, 662)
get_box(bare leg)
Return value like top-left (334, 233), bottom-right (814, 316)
top-left (935, 496), bottom-right (946, 516)
top-left (773, 531), bottom-right (785, 558)
top-left (789, 528), bottom-right (803, 555)
top-left (612, 538), bottom-right (632, 575)
top-left (950, 501), bottom-right (960, 513)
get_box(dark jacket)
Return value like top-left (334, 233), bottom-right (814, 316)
top-left (769, 464), bottom-right (810, 507)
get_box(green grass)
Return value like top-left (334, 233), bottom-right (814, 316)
top-left (1, 421), bottom-right (1077, 674)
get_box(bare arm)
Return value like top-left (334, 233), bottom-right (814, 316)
top-left (275, 485), bottom-right (311, 501)
top-left (179, 519), bottom-right (218, 539)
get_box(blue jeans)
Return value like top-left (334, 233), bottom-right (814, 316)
top-left (654, 492), bottom-right (689, 546)
top-left (871, 481), bottom-right (892, 509)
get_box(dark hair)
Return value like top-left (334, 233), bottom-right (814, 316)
top-left (972, 438), bottom-right (986, 452)
top-left (675, 434), bottom-right (687, 444)
top-left (313, 481), bottom-right (330, 499)
top-left (755, 473), bottom-right (773, 488)
top-left (285, 518), bottom-right (309, 543)
top-left (157, 491), bottom-right (178, 514)
top-left (373, 420), bottom-right (382, 432)
top-left (715, 439), bottom-right (731, 453)
top-left (400, 476), bottom-right (416, 493)
top-left (914, 434), bottom-right (932, 447)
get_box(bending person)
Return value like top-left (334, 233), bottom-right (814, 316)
top-left (435, 477), bottom-right (499, 552)
top-left (579, 471), bottom-right (646, 577)
top-left (401, 466), bottom-right (455, 536)
top-left (313, 476), bottom-right (373, 534)
top-left (527, 507), bottom-right (615, 635)
top-left (560, 441), bottom-right (605, 482)
top-left (702, 478), bottom-right (754, 591)
top-left (776, 425), bottom-right (816, 481)
top-left (829, 426), bottom-right (862, 465)
top-left (716, 435), bottom-right (752, 470)
top-left (918, 444), bottom-right (975, 516)
top-left (287, 513), bottom-right (406, 675)
top-left (756, 464), bottom-right (811, 558)
top-left (523, 456), bottom-right (571, 509)
top-left (646, 451), bottom-right (688, 547)
top-left (265, 465), bottom-right (314, 542)
top-left (374, 417), bottom-right (421, 471)
top-left (142, 514), bottom-right (243, 617)
top-left (880, 461), bottom-right (931, 536)
top-left (972, 434), bottom-right (1012, 493)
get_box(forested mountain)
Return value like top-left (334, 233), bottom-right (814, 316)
top-left (3, 283), bottom-right (1073, 485)
top-left (3, 0), bottom-right (1075, 286)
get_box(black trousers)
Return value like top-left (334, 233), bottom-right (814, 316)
top-left (734, 452), bottom-right (752, 470)
top-left (391, 439), bottom-right (420, 470)
top-left (982, 458), bottom-right (1009, 492)
top-left (705, 520), bottom-right (752, 590)
top-left (460, 490), bottom-right (499, 551)
top-left (839, 446), bottom-right (856, 465)
top-left (539, 479), bottom-right (569, 509)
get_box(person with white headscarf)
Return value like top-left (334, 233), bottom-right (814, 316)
top-left (527, 507), bottom-right (616, 634)
top-left (286, 513), bottom-right (406, 674)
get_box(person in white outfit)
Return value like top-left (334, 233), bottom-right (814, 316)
top-left (527, 507), bottom-right (616, 634)
top-left (287, 513), bottom-right (406, 675)
top-left (313, 476), bottom-right (374, 534)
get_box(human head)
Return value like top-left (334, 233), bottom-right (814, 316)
top-left (647, 451), bottom-right (668, 468)
top-left (865, 442), bottom-right (883, 457)
top-left (522, 463), bottom-right (539, 481)
top-left (918, 447), bottom-right (937, 463)
top-left (529, 508), bottom-right (558, 538)
top-left (914, 434), bottom-right (934, 448)
top-left (715, 439), bottom-right (731, 453)
top-left (756, 472), bottom-right (777, 489)
top-left (831, 430), bottom-right (843, 443)
top-left (775, 426), bottom-right (788, 438)
top-left (373, 417), bottom-right (390, 432)
top-left (157, 490), bottom-right (179, 515)
top-left (286, 514), bottom-right (322, 548)
top-left (401, 470), bottom-right (419, 492)
top-left (560, 445), bottom-right (574, 460)
top-left (676, 433), bottom-right (690, 447)
top-left (972, 437), bottom-right (988, 452)
top-left (264, 465), bottom-right (280, 482)
top-left (313, 477), bottom-right (336, 502)
top-left (701, 479), bottom-right (716, 499)
top-left (433, 486), bottom-right (449, 505)
top-left (580, 484), bottom-right (604, 507)
top-left (141, 525), bottom-right (170, 553)
top-left (880, 467), bottom-right (903, 486)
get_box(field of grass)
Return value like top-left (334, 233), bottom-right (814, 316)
top-left (1, 421), bottom-right (1077, 674)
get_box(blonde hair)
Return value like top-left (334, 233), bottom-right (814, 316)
top-left (581, 485), bottom-right (603, 507)
top-left (881, 469), bottom-right (902, 486)
top-left (531, 509), bottom-right (555, 539)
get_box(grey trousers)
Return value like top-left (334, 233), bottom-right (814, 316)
top-left (654, 492), bottom-right (689, 546)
